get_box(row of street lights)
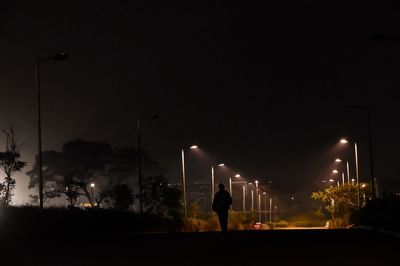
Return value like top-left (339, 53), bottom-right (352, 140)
top-left (180, 145), bottom-right (274, 222)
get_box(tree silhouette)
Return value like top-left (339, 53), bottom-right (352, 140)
top-left (0, 128), bottom-right (27, 206)
top-left (27, 140), bottom-right (163, 208)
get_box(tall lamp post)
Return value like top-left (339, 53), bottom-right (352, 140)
top-left (211, 163), bottom-right (225, 203)
top-left (340, 138), bottom-right (361, 207)
top-left (348, 105), bottom-right (376, 199)
top-left (36, 53), bottom-right (69, 209)
top-left (181, 145), bottom-right (198, 218)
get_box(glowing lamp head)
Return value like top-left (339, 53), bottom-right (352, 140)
top-left (90, 183), bottom-right (95, 188)
top-left (235, 174), bottom-right (241, 178)
top-left (335, 158), bottom-right (342, 163)
top-left (329, 179), bottom-right (335, 182)
top-left (332, 170), bottom-right (339, 174)
top-left (340, 139), bottom-right (349, 144)
top-left (218, 163), bottom-right (225, 167)
top-left (190, 145), bottom-right (198, 149)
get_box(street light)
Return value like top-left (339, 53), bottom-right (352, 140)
top-left (137, 114), bottom-right (159, 214)
top-left (348, 105), bottom-right (376, 199)
top-left (258, 193), bottom-right (261, 223)
top-left (36, 53), bottom-right (69, 209)
top-left (263, 192), bottom-right (267, 223)
top-left (181, 145), bottom-right (198, 218)
top-left (248, 183), bottom-right (254, 212)
top-left (340, 138), bottom-right (361, 207)
top-left (211, 163), bottom-right (225, 205)
top-left (335, 158), bottom-right (351, 184)
top-left (90, 183), bottom-right (95, 206)
top-left (242, 184), bottom-right (246, 213)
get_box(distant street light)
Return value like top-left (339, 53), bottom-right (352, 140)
top-left (263, 192), bottom-right (267, 223)
top-left (90, 183), bottom-right (95, 206)
top-left (340, 138), bottom-right (361, 208)
top-left (242, 184), bottom-right (246, 213)
top-left (269, 197), bottom-right (272, 224)
top-left (335, 158), bottom-right (351, 184)
top-left (181, 145), bottom-right (198, 218)
top-left (332, 170), bottom-right (339, 174)
top-left (258, 193), bottom-right (261, 223)
top-left (36, 53), bottom-right (69, 209)
top-left (211, 163), bottom-right (225, 205)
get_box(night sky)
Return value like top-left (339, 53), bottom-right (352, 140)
top-left (1, 1), bottom-right (400, 205)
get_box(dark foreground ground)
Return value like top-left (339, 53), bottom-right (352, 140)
top-left (1, 228), bottom-right (399, 266)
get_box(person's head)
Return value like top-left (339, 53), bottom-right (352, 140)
top-left (218, 183), bottom-right (225, 190)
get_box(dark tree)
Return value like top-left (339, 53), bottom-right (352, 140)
top-left (26, 140), bottom-right (163, 208)
top-left (0, 128), bottom-right (27, 207)
top-left (27, 140), bottom-right (113, 208)
top-left (107, 184), bottom-right (134, 211)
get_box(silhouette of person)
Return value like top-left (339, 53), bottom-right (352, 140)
top-left (212, 183), bottom-right (232, 232)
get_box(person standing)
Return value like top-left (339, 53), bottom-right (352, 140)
top-left (212, 183), bottom-right (232, 232)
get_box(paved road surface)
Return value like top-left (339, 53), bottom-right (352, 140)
top-left (2, 229), bottom-right (399, 265)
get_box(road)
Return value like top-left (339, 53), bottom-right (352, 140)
top-left (2, 228), bottom-right (399, 265)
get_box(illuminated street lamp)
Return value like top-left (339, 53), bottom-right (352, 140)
top-left (269, 196), bottom-right (272, 224)
top-left (248, 183), bottom-right (255, 212)
top-left (340, 138), bottom-right (361, 207)
top-left (36, 53), bottom-right (69, 209)
top-left (90, 183), bottom-right (95, 206)
top-left (181, 145), bottom-right (198, 218)
top-left (332, 169), bottom-right (339, 174)
top-left (211, 163), bottom-right (225, 204)
top-left (229, 174), bottom-right (244, 211)
top-left (335, 158), bottom-right (351, 184)
top-left (263, 192), bottom-right (267, 223)
top-left (242, 184), bottom-right (246, 213)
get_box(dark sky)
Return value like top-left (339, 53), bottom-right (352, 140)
top-left (1, 1), bottom-right (400, 205)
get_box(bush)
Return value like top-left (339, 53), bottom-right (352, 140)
top-left (274, 220), bottom-right (289, 228)
top-left (288, 214), bottom-right (326, 227)
top-left (182, 217), bottom-right (219, 232)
